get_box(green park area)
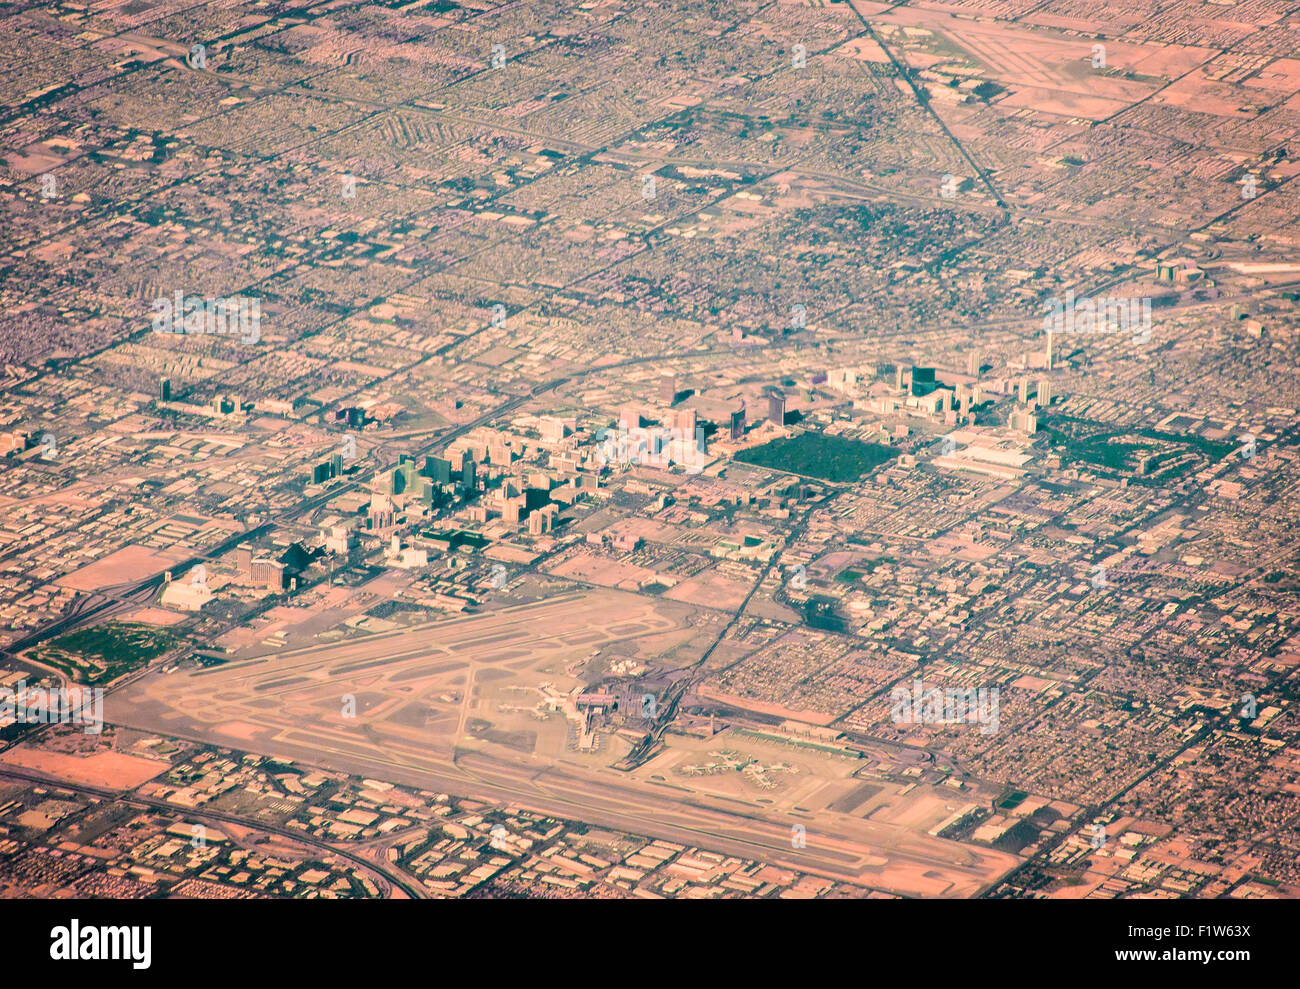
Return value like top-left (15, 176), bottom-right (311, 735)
top-left (29, 622), bottom-right (182, 685)
top-left (1041, 414), bottom-right (1237, 482)
top-left (735, 431), bottom-right (898, 482)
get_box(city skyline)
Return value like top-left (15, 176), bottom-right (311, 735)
top-left (0, 0), bottom-right (1295, 923)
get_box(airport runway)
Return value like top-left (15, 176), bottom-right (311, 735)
top-left (106, 593), bottom-right (1020, 897)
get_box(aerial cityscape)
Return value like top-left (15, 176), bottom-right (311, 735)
top-left (0, 0), bottom-right (1297, 913)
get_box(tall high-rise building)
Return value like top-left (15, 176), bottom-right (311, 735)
top-left (827, 368), bottom-right (857, 393)
top-left (529, 506), bottom-right (557, 536)
top-left (159, 378), bottom-right (171, 402)
top-left (619, 405), bottom-right (643, 431)
top-left (368, 492), bottom-right (395, 532)
top-left (251, 558), bottom-right (285, 591)
top-left (502, 497), bottom-right (525, 524)
top-left (390, 461), bottom-right (416, 495)
top-left (1038, 379), bottom-right (1051, 406)
top-left (1045, 326), bottom-right (1054, 370)
top-left (669, 407), bottom-right (696, 437)
top-left (424, 456), bottom-right (453, 486)
top-left (768, 389), bottom-right (786, 426)
top-left (461, 452), bottom-right (477, 494)
top-left (418, 478), bottom-right (437, 507)
top-left (730, 405), bottom-right (746, 440)
top-left (911, 367), bottom-right (937, 397)
top-left (324, 526), bottom-right (352, 555)
top-left (1009, 410), bottom-right (1038, 435)
top-left (538, 417), bottom-right (567, 443)
top-left (659, 373), bottom-right (677, 405)
top-left (1019, 378), bottom-right (1030, 404)
top-left (966, 352), bottom-right (979, 377)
